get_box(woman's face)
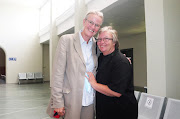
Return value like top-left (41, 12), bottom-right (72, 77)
top-left (97, 31), bottom-right (115, 55)
top-left (82, 14), bottom-right (102, 40)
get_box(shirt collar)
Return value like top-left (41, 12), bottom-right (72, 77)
top-left (79, 30), bottom-right (93, 45)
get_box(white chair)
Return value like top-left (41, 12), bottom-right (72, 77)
top-left (18, 73), bottom-right (27, 84)
top-left (27, 72), bottom-right (35, 80)
top-left (34, 72), bottom-right (44, 83)
top-left (138, 93), bottom-right (165, 119)
top-left (163, 98), bottom-right (180, 119)
top-left (134, 91), bottom-right (141, 102)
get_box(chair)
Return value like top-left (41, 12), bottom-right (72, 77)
top-left (163, 98), bottom-right (180, 119)
top-left (134, 91), bottom-right (141, 102)
top-left (34, 72), bottom-right (44, 83)
top-left (26, 72), bottom-right (35, 80)
top-left (138, 93), bottom-right (165, 119)
top-left (18, 73), bottom-right (27, 84)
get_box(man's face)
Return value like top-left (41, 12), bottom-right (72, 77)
top-left (82, 14), bottom-right (103, 38)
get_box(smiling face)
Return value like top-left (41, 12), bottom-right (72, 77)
top-left (81, 14), bottom-right (103, 42)
top-left (97, 31), bottom-right (115, 56)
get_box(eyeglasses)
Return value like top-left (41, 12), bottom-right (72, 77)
top-left (85, 19), bottom-right (101, 28)
top-left (96, 38), bottom-right (113, 42)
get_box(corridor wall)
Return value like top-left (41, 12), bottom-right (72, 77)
top-left (0, 2), bottom-right (42, 83)
top-left (120, 33), bottom-right (147, 88)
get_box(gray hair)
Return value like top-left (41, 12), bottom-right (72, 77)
top-left (85, 10), bottom-right (104, 25)
top-left (97, 26), bottom-right (120, 49)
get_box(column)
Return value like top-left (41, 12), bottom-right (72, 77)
top-left (145, 0), bottom-right (180, 99)
top-left (49, 0), bottom-right (59, 85)
top-left (75, 0), bottom-right (87, 32)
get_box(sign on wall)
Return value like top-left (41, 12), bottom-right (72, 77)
top-left (9, 57), bottom-right (17, 61)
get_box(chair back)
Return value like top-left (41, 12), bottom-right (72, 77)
top-left (18, 73), bottom-right (27, 79)
top-left (27, 72), bottom-right (35, 79)
top-left (163, 98), bottom-right (180, 119)
top-left (134, 91), bottom-right (141, 102)
top-left (34, 72), bottom-right (43, 79)
top-left (138, 93), bottom-right (165, 119)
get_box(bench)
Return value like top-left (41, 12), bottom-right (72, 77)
top-left (18, 72), bottom-right (44, 84)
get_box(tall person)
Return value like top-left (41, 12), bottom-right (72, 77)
top-left (46, 10), bottom-right (104, 119)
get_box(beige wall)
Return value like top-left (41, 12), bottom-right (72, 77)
top-left (120, 33), bottom-right (147, 88)
top-left (0, 3), bottom-right (42, 83)
top-left (164, 0), bottom-right (180, 99)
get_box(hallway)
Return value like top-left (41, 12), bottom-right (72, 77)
top-left (0, 82), bottom-right (51, 119)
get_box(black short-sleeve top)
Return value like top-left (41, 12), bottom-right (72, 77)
top-left (96, 49), bottom-right (136, 104)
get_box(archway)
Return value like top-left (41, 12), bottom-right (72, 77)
top-left (0, 48), bottom-right (6, 84)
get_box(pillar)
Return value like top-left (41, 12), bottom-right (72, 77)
top-left (49, 0), bottom-right (59, 85)
top-left (145, 0), bottom-right (180, 99)
top-left (75, 0), bottom-right (87, 32)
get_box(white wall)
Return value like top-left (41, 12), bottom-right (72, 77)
top-left (164, 0), bottom-right (180, 99)
top-left (120, 33), bottom-right (147, 87)
top-left (145, 0), bottom-right (167, 96)
top-left (145, 0), bottom-right (180, 99)
top-left (0, 3), bottom-right (42, 83)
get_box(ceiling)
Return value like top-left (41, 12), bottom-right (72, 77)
top-left (61, 0), bottom-right (145, 38)
top-left (102, 0), bottom-right (145, 38)
top-left (0, 0), bottom-right (145, 39)
top-left (0, 0), bottom-right (48, 9)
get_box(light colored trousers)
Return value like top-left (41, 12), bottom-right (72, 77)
top-left (59, 104), bottom-right (94, 119)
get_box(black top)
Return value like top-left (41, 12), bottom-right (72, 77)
top-left (96, 49), bottom-right (138, 119)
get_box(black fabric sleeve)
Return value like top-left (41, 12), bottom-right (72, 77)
top-left (107, 59), bottom-right (132, 95)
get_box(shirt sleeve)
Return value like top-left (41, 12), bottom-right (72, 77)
top-left (107, 58), bottom-right (132, 95)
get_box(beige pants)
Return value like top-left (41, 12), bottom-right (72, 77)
top-left (59, 104), bottom-right (94, 119)
top-left (80, 104), bottom-right (94, 119)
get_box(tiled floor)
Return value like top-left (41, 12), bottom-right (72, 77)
top-left (0, 82), bottom-right (52, 119)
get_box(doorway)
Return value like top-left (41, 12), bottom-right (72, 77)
top-left (121, 48), bottom-right (133, 65)
top-left (120, 48), bottom-right (134, 79)
top-left (43, 44), bottom-right (50, 82)
top-left (0, 48), bottom-right (6, 84)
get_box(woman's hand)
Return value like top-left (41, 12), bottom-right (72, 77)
top-left (54, 107), bottom-right (65, 116)
top-left (86, 72), bottom-right (97, 87)
top-left (87, 72), bottom-right (121, 97)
